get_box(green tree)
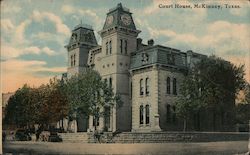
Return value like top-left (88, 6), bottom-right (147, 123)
top-left (4, 78), bottom-right (69, 129)
top-left (176, 55), bottom-right (246, 131)
top-left (36, 78), bottom-right (69, 126)
top-left (4, 84), bottom-right (34, 127)
top-left (65, 69), bottom-right (122, 130)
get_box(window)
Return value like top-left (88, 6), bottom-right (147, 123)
top-left (167, 77), bottom-right (171, 94)
top-left (145, 78), bottom-right (149, 95)
top-left (93, 107), bottom-right (100, 127)
top-left (166, 104), bottom-right (171, 122)
top-left (96, 107), bottom-right (100, 126)
top-left (104, 107), bottom-right (110, 130)
top-left (109, 40), bottom-right (112, 54)
top-left (173, 78), bottom-right (177, 95)
top-left (120, 39), bottom-right (123, 54)
top-left (106, 42), bottom-right (108, 55)
top-left (104, 78), bottom-right (107, 86)
top-left (140, 79), bottom-right (144, 95)
top-left (145, 105), bottom-right (150, 124)
top-left (73, 54), bottom-right (76, 66)
top-left (109, 77), bottom-right (112, 88)
top-left (172, 106), bottom-right (176, 123)
top-left (140, 105), bottom-right (144, 124)
top-left (125, 40), bottom-right (127, 54)
top-left (71, 55), bottom-right (73, 67)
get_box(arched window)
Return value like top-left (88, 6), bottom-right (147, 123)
top-left (145, 78), bottom-right (149, 95)
top-left (173, 78), bottom-right (177, 95)
top-left (145, 105), bottom-right (150, 124)
top-left (167, 77), bottom-right (171, 94)
top-left (139, 105), bottom-right (144, 124)
top-left (166, 104), bottom-right (171, 122)
top-left (140, 79), bottom-right (144, 95)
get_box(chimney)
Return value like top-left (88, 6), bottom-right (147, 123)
top-left (148, 39), bottom-right (154, 46)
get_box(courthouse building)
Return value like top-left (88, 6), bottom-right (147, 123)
top-left (64, 3), bottom-right (205, 132)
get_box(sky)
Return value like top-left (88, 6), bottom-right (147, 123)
top-left (1, 0), bottom-right (250, 93)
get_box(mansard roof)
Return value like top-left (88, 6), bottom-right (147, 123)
top-left (130, 45), bottom-right (206, 71)
top-left (65, 23), bottom-right (97, 50)
top-left (102, 3), bottom-right (137, 31)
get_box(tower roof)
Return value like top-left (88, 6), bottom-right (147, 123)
top-left (102, 3), bottom-right (137, 31)
top-left (66, 23), bottom-right (97, 50)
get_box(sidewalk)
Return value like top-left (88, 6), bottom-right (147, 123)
top-left (3, 141), bottom-right (249, 155)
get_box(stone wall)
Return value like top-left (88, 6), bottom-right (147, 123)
top-left (112, 132), bottom-right (249, 143)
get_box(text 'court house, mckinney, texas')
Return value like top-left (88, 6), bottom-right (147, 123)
top-left (63, 3), bottom-right (205, 133)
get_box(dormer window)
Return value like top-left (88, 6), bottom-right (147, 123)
top-left (167, 53), bottom-right (175, 65)
top-left (71, 33), bottom-right (77, 42)
top-left (141, 53), bottom-right (149, 65)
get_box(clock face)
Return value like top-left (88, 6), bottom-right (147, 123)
top-left (121, 14), bottom-right (131, 26)
top-left (106, 15), bottom-right (113, 25)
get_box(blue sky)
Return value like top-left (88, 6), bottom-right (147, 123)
top-left (1, 0), bottom-right (250, 92)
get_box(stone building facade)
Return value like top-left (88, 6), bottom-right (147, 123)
top-left (65, 3), bottom-right (205, 132)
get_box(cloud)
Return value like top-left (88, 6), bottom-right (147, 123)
top-left (61, 5), bottom-right (74, 14)
top-left (1, 59), bottom-right (66, 92)
top-left (32, 10), bottom-right (70, 36)
top-left (14, 19), bottom-right (32, 45)
top-left (60, 5), bottom-right (102, 26)
top-left (1, 45), bottom-right (58, 59)
top-left (146, 20), bottom-right (250, 82)
top-left (1, 19), bottom-right (15, 32)
top-left (1, 2), bottom-right (21, 14)
top-left (42, 47), bottom-right (57, 55)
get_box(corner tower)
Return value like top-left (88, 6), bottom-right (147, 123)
top-left (66, 24), bottom-right (98, 77)
top-left (97, 3), bottom-right (141, 132)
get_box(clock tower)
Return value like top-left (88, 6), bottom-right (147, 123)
top-left (96, 3), bottom-right (141, 131)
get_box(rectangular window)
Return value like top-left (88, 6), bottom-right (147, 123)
top-left (167, 77), bottom-right (171, 94)
top-left (166, 104), bottom-right (171, 123)
top-left (109, 77), bottom-right (112, 88)
top-left (146, 105), bottom-right (150, 124)
top-left (140, 105), bottom-right (143, 124)
top-left (140, 79), bottom-right (144, 95)
top-left (106, 42), bottom-right (108, 55)
top-left (145, 78), bottom-right (149, 95)
top-left (71, 55), bottom-right (73, 67)
top-left (109, 40), bottom-right (112, 54)
top-left (173, 78), bottom-right (177, 95)
top-left (125, 40), bottom-right (127, 54)
top-left (73, 54), bottom-right (76, 66)
top-left (104, 107), bottom-right (110, 131)
top-left (120, 39), bottom-right (123, 54)
top-left (104, 78), bottom-right (107, 85)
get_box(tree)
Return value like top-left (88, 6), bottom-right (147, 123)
top-left (36, 78), bottom-right (69, 126)
top-left (65, 69), bottom-right (122, 130)
top-left (176, 55), bottom-right (246, 131)
top-left (4, 84), bottom-right (35, 128)
top-left (235, 83), bottom-right (250, 124)
top-left (4, 78), bottom-right (69, 129)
